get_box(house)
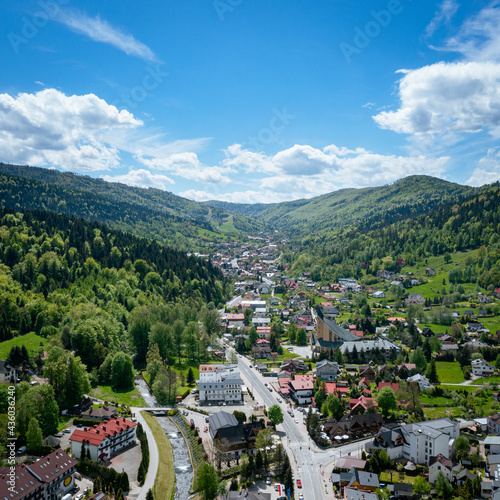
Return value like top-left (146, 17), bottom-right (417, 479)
top-left (343, 488), bottom-right (379, 500)
top-left (479, 295), bottom-right (492, 304)
top-left (0, 360), bottom-right (16, 383)
top-left (407, 374), bottom-right (433, 390)
top-left (252, 339), bottom-right (271, 358)
top-left (440, 343), bottom-right (459, 355)
top-left (209, 411), bottom-right (263, 457)
top-left (349, 396), bottom-right (378, 413)
top-left (488, 454), bottom-right (500, 479)
top-left (378, 382), bottom-right (399, 393)
top-left (471, 358), bottom-right (495, 377)
top-left (80, 406), bottom-right (118, 421)
top-left (278, 377), bottom-right (291, 396)
top-left (315, 359), bottom-right (340, 380)
top-left (405, 293), bottom-right (424, 306)
top-left (467, 321), bottom-right (483, 331)
top-left (323, 381), bottom-right (350, 398)
top-left (359, 365), bottom-right (377, 381)
top-left (312, 316), bottom-right (358, 353)
top-left (280, 358), bottom-right (308, 373)
top-left (326, 414), bottom-right (383, 439)
top-left (485, 436), bottom-right (500, 454)
top-left (334, 457), bottom-right (367, 471)
top-left (429, 454), bottom-right (453, 483)
top-left (366, 417), bottom-right (460, 465)
top-left (488, 414), bottom-right (500, 435)
top-left (197, 365), bottom-right (242, 405)
top-left (225, 313), bottom-right (245, 329)
top-left (288, 377), bottom-right (313, 405)
top-left (390, 280), bottom-right (404, 288)
top-left (70, 418), bottom-right (137, 461)
top-left (341, 467), bottom-right (380, 492)
top-left (0, 450), bottom-right (76, 500)
top-left (426, 268), bottom-right (436, 276)
top-left (371, 291), bottom-right (386, 299)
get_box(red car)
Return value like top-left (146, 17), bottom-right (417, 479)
top-left (204, 426), bottom-right (208, 432)
top-left (297, 480), bottom-right (302, 488)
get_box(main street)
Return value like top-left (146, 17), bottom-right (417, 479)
top-left (237, 352), bottom-right (371, 500)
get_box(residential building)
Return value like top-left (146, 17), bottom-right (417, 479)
top-left (371, 291), bottom-right (386, 299)
top-left (367, 417), bottom-right (459, 465)
top-left (0, 360), bottom-right (16, 383)
top-left (288, 377), bottom-right (313, 405)
top-left (197, 365), bottom-right (242, 405)
top-left (485, 436), bottom-right (500, 454)
top-left (0, 451), bottom-right (76, 500)
top-left (209, 411), bottom-right (263, 457)
top-left (70, 418), bottom-right (137, 461)
top-left (407, 374), bottom-right (433, 390)
top-left (80, 406), bottom-right (118, 421)
top-left (334, 457), bottom-right (366, 471)
top-left (405, 293), bottom-right (424, 306)
top-left (471, 358), bottom-right (495, 377)
top-left (315, 359), bottom-right (340, 380)
top-left (489, 414), bottom-right (500, 435)
top-left (225, 313), bottom-right (245, 329)
top-left (280, 359), bottom-right (308, 373)
top-left (326, 414), bottom-right (383, 439)
top-left (429, 454), bottom-right (453, 483)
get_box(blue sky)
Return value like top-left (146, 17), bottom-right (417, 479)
top-left (1, 0), bottom-right (500, 203)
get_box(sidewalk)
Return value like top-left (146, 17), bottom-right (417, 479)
top-left (132, 408), bottom-right (159, 500)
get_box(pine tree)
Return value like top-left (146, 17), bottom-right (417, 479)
top-left (187, 367), bottom-right (195, 386)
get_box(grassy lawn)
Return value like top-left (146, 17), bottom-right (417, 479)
top-left (439, 384), bottom-right (477, 393)
top-left (57, 415), bottom-right (74, 432)
top-left (380, 471), bottom-right (419, 484)
top-left (472, 376), bottom-right (500, 386)
top-left (436, 361), bottom-right (465, 384)
top-left (424, 406), bottom-right (462, 419)
top-left (141, 411), bottom-right (176, 500)
top-left (90, 385), bottom-right (145, 406)
top-left (0, 332), bottom-right (48, 359)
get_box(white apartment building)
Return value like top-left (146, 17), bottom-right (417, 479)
top-left (367, 418), bottom-right (460, 465)
top-left (197, 364), bottom-right (242, 405)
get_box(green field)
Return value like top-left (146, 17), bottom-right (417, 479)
top-left (436, 361), bottom-right (465, 384)
top-left (472, 376), bottom-right (500, 386)
top-left (90, 385), bottom-right (145, 406)
top-left (0, 332), bottom-right (48, 359)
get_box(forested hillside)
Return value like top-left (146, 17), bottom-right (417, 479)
top-left (0, 164), bottom-right (264, 248)
top-left (208, 176), bottom-right (480, 235)
top-left (285, 183), bottom-right (500, 287)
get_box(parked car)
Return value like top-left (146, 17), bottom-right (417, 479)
top-left (63, 429), bottom-right (71, 434)
top-left (266, 477), bottom-right (271, 485)
top-left (204, 426), bottom-right (208, 432)
top-left (297, 479), bottom-right (302, 488)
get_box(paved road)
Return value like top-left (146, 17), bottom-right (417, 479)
top-left (238, 356), bottom-right (324, 500)
top-left (237, 353), bottom-right (372, 500)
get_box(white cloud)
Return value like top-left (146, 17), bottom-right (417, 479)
top-left (137, 153), bottom-right (234, 183)
top-left (437, 1), bottom-right (500, 61)
top-left (373, 62), bottom-right (500, 140)
top-left (0, 88), bottom-right (141, 171)
top-left (101, 169), bottom-right (174, 189)
top-left (56, 10), bottom-right (156, 61)
top-left (466, 148), bottom-right (500, 186)
top-left (425, 0), bottom-right (459, 38)
top-left (180, 144), bottom-right (449, 202)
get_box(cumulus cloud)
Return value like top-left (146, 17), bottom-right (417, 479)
top-left (137, 153), bottom-right (234, 183)
top-left (373, 62), bottom-right (500, 140)
top-left (56, 10), bottom-right (157, 61)
top-left (0, 88), bottom-right (142, 171)
top-left (466, 148), bottom-right (500, 186)
top-left (179, 143), bottom-right (449, 202)
top-left (437, 1), bottom-right (500, 61)
top-left (101, 169), bottom-right (174, 189)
